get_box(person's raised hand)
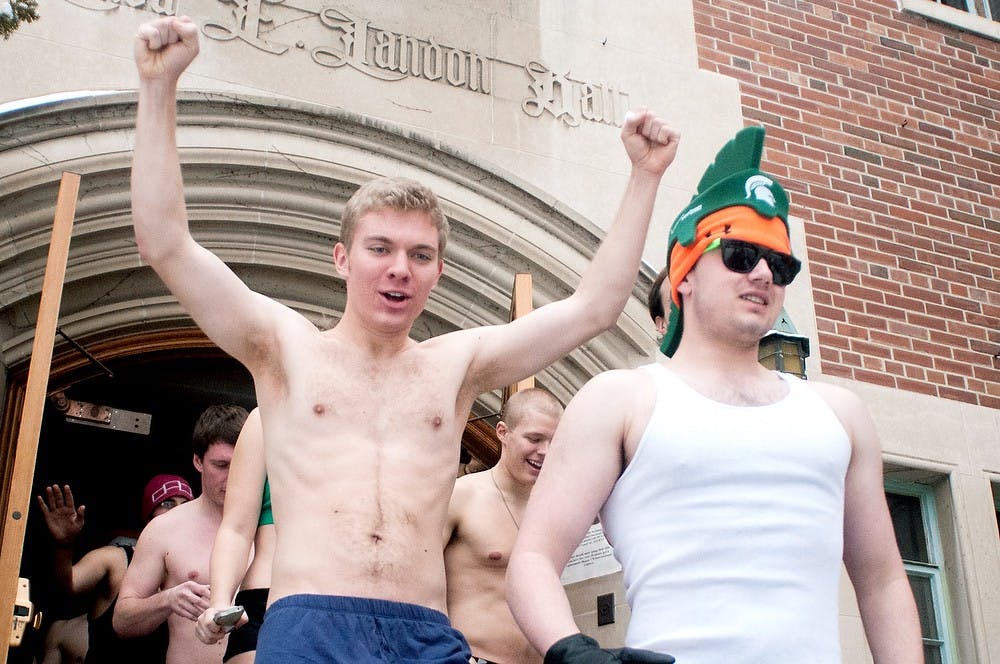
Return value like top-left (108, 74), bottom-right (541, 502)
top-left (134, 15), bottom-right (201, 84)
top-left (620, 108), bottom-right (681, 179)
top-left (36, 484), bottom-right (85, 546)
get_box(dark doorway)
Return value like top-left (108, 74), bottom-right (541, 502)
top-left (17, 353), bottom-right (254, 648)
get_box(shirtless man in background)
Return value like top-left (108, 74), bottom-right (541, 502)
top-left (132, 15), bottom-right (679, 662)
top-left (113, 405), bottom-right (248, 664)
top-left (444, 389), bottom-right (563, 664)
top-left (195, 409), bottom-right (273, 664)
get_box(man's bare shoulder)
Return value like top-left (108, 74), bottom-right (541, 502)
top-left (416, 326), bottom-right (484, 353)
top-left (85, 544), bottom-right (128, 568)
top-left (451, 470), bottom-right (492, 505)
top-left (802, 378), bottom-right (874, 446)
top-left (801, 379), bottom-right (868, 424)
top-left (454, 468), bottom-right (493, 490)
top-left (576, 365), bottom-right (654, 400)
top-left (136, 498), bottom-right (203, 544)
top-left (804, 378), bottom-right (860, 405)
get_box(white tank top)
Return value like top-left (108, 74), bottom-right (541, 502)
top-left (599, 363), bottom-right (851, 662)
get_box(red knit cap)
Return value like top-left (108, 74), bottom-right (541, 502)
top-left (142, 474), bottom-right (193, 522)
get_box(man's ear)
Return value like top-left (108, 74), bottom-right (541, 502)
top-left (677, 271), bottom-right (694, 299)
top-left (192, 453), bottom-right (203, 473)
top-left (333, 242), bottom-right (349, 277)
top-left (495, 420), bottom-right (509, 445)
top-left (654, 316), bottom-right (667, 336)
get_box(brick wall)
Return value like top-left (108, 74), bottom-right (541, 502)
top-left (692, 0), bottom-right (999, 408)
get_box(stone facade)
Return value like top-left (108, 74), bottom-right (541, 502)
top-left (1, 1), bottom-right (997, 662)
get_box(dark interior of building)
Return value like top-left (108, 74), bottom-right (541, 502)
top-left (18, 354), bottom-right (256, 630)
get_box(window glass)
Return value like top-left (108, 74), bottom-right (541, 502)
top-left (994, 485), bottom-right (1000, 538)
top-left (908, 574), bottom-right (940, 639)
top-left (887, 492), bottom-right (929, 563)
top-left (885, 482), bottom-right (952, 663)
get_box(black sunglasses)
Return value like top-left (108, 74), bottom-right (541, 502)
top-left (718, 239), bottom-right (801, 286)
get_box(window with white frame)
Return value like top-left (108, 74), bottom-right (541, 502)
top-left (900, 0), bottom-right (1000, 39)
top-left (885, 482), bottom-right (953, 664)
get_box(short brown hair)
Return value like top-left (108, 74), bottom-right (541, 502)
top-left (647, 266), bottom-right (669, 322)
top-left (340, 176), bottom-right (450, 254)
top-left (191, 404), bottom-right (249, 458)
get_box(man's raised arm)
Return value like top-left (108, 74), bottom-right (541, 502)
top-left (131, 16), bottom-right (282, 368)
top-left (467, 110), bottom-right (680, 392)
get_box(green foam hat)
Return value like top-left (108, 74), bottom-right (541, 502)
top-left (660, 126), bottom-right (790, 356)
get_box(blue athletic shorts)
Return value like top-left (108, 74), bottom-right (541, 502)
top-left (255, 594), bottom-right (471, 663)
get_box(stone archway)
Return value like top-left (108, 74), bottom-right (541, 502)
top-left (1, 88), bottom-right (660, 661)
top-left (0, 91), bottom-right (655, 408)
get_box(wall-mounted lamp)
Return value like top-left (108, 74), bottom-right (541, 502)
top-left (758, 309), bottom-right (810, 379)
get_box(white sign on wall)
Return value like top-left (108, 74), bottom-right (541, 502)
top-left (560, 522), bottom-right (621, 585)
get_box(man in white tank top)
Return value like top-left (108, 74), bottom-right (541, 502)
top-left (507, 127), bottom-right (922, 663)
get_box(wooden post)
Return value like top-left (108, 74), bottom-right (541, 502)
top-left (0, 172), bottom-right (79, 658)
top-left (463, 272), bottom-right (536, 468)
top-left (502, 273), bottom-right (534, 403)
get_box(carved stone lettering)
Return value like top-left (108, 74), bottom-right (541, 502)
top-left (203, 0), bottom-right (289, 55)
top-left (65, 0), bottom-right (175, 14)
top-left (62, 0), bottom-right (627, 126)
top-left (522, 61), bottom-right (628, 127)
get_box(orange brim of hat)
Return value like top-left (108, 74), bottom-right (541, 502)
top-left (668, 205), bottom-right (791, 307)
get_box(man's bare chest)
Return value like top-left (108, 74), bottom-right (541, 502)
top-left (163, 542), bottom-right (211, 587)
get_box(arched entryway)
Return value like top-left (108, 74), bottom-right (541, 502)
top-left (0, 91), bottom-right (656, 658)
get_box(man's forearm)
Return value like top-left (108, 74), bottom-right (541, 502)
top-left (859, 576), bottom-right (923, 663)
top-left (572, 169), bottom-right (663, 330)
top-left (113, 593), bottom-right (172, 637)
top-left (506, 551), bottom-right (581, 656)
top-left (131, 79), bottom-right (189, 267)
top-left (208, 527), bottom-right (252, 608)
top-left (52, 546), bottom-right (75, 595)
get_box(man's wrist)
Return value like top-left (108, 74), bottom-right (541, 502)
top-left (544, 633), bottom-right (599, 664)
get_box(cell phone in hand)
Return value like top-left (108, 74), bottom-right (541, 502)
top-left (213, 605), bottom-right (245, 631)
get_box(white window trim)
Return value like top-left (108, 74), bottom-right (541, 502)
top-left (899, 0), bottom-right (1000, 40)
top-left (884, 480), bottom-right (956, 664)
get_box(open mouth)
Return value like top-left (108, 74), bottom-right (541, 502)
top-left (382, 291), bottom-right (408, 303)
top-left (527, 459), bottom-right (542, 470)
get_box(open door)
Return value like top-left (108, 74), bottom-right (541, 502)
top-left (0, 173), bottom-right (79, 660)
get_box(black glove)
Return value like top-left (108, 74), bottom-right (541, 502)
top-left (544, 633), bottom-right (675, 664)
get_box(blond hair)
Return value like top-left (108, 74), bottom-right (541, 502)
top-left (340, 176), bottom-right (449, 254)
top-left (501, 388), bottom-right (564, 430)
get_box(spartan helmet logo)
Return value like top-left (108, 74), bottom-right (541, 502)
top-left (744, 175), bottom-right (776, 208)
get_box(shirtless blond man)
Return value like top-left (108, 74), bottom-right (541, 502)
top-left (444, 389), bottom-right (563, 664)
top-left (113, 405), bottom-right (248, 664)
top-left (132, 16), bottom-right (678, 662)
